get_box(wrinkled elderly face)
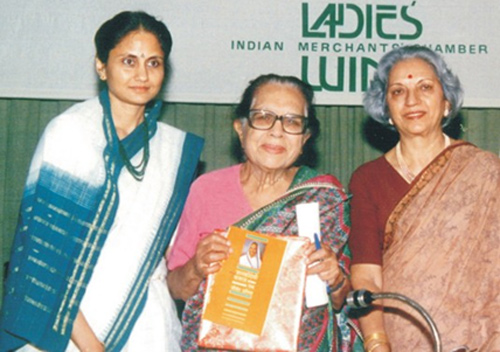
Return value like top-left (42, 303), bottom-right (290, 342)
top-left (386, 58), bottom-right (450, 138)
top-left (233, 83), bottom-right (310, 172)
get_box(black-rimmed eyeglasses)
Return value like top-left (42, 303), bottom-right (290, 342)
top-left (247, 109), bottom-right (308, 135)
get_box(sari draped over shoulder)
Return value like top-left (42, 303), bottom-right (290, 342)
top-left (0, 90), bottom-right (203, 351)
top-left (181, 166), bottom-right (358, 352)
top-left (382, 143), bottom-right (500, 351)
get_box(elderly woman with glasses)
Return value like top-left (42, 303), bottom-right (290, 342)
top-left (167, 74), bottom-right (358, 351)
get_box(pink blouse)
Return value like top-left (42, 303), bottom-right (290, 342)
top-left (167, 164), bottom-right (253, 270)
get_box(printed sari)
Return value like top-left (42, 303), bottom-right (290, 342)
top-left (181, 166), bottom-right (359, 352)
top-left (0, 89), bottom-right (203, 351)
top-left (382, 143), bottom-right (500, 351)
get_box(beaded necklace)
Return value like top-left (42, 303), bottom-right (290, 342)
top-left (117, 121), bottom-right (150, 181)
top-left (99, 89), bottom-right (160, 182)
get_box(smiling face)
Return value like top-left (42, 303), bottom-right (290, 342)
top-left (386, 58), bottom-right (451, 138)
top-left (233, 82), bottom-right (310, 172)
top-left (96, 29), bottom-right (165, 110)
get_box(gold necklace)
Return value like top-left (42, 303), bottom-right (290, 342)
top-left (396, 133), bottom-right (450, 183)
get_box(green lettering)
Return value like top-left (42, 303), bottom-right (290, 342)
top-left (376, 5), bottom-right (397, 40)
top-left (301, 56), bottom-right (322, 92)
top-left (366, 4), bottom-right (373, 39)
top-left (311, 4), bottom-right (342, 38)
top-left (320, 56), bottom-right (344, 92)
top-left (367, 43), bottom-right (377, 52)
top-left (356, 43), bottom-right (366, 53)
top-left (445, 45), bottom-right (456, 54)
top-left (400, 4), bottom-right (423, 40)
top-left (302, 3), bottom-right (325, 38)
top-left (349, 57), bottom-right (357, 92)
top-left (339, 4), bottom-right (363, 39)
top-left (302, 3), bottom-right (326, 38)
top-left (361, 57), bottom-right (378, 91)
top-left (298, 42), bottom-right (310, 51)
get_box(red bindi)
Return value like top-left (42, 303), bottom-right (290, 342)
top-left (408, 74), bottom-right (413, 79)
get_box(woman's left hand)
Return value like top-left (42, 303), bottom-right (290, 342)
top-left (305, 242), bottom-right (346, 294)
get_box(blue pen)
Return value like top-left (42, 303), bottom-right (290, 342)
top-left (313, 232), bottom-right (321, 250)
top-left (314, 233), bottom-right (332, 294)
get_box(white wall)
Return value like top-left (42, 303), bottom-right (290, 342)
top-left (0, 0), bottom-right (498, 107)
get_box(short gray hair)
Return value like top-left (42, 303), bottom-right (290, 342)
top-left (364, 45), bottom-right (463, 128)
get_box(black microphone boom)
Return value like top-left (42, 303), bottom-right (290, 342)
top-left (346, 289), bottom-right (374, 308)
top-left (346, 290), bottom-right (442, 352)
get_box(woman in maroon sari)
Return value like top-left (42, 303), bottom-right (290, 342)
top-left (349, 45), bottom-right (500, 351)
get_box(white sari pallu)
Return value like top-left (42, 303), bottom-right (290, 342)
top-left (0, 90), bottom-right (203, 352)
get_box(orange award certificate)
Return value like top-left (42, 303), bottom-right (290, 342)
top-left (198, 226), bottom-right (309, 351)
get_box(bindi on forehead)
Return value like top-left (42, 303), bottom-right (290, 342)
top-left (407, 74), bottom-right (413, 79)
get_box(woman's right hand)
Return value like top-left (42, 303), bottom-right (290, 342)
top-left (167, 230), bottom-right (232, 301)
top-left (193, 231), bottom-right (232, 278)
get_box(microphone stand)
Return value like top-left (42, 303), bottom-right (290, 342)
top-left (347, 290), bottom-right (442, 352)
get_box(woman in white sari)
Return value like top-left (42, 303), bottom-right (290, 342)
top-left (0, 11), bottom-right (203, 351)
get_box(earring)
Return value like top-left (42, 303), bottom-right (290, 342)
top-left (444, 108), bottom-right (450, 117)
top-left (388, 118), bottom-right (394, 125)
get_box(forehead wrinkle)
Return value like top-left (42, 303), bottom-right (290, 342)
top-left (251, 84), bottom-right (308, 117)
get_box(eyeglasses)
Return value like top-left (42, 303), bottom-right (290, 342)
top-left (247, 109), bottom-right (308, 135)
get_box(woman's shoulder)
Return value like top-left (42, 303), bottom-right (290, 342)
top-left (458, 143), bottom-right (500, 172)
top-left (191, 164), bottom-right (241, 188)
top-left (306, 170), bottom-right (344, 190)
top-left (352, 155), bottom-right (388, 176)
top-left (349, 155), bottom-right (393, 191)
top-left (31, 97), bottom-right (105, 179)
top-left (44, 97), bottom-right (102, 137)
top-left (479, 150), bottom-right (500, 170)
top-left (155, 122), bottom-right (204, 155)
top-left (451, 142), bottom-right (500, 168)
top-left (296, 165), bottom-right (341, 183)
top-left (297, 166), bottom-right (349, 199)
top-left (156, 120), bottom-right (196, 139)
top-left (39, 97), bottom-right (103, 151)
top-left (184, 165), bottom-right (242, 205)
top-left (350, 155), bottom-right (390, 183)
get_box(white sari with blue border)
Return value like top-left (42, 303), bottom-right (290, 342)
top-left (0, 90), bottom-right (203, 352)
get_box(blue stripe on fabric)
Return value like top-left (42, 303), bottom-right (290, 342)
top-left (105, 132), bottom-right (204, 351)
top-left (1, 90), bottom-right (157, 351)
top-left (37, 164), bottom-right (102, 210)
top-left (0, 163), bottom-right (113, 351)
